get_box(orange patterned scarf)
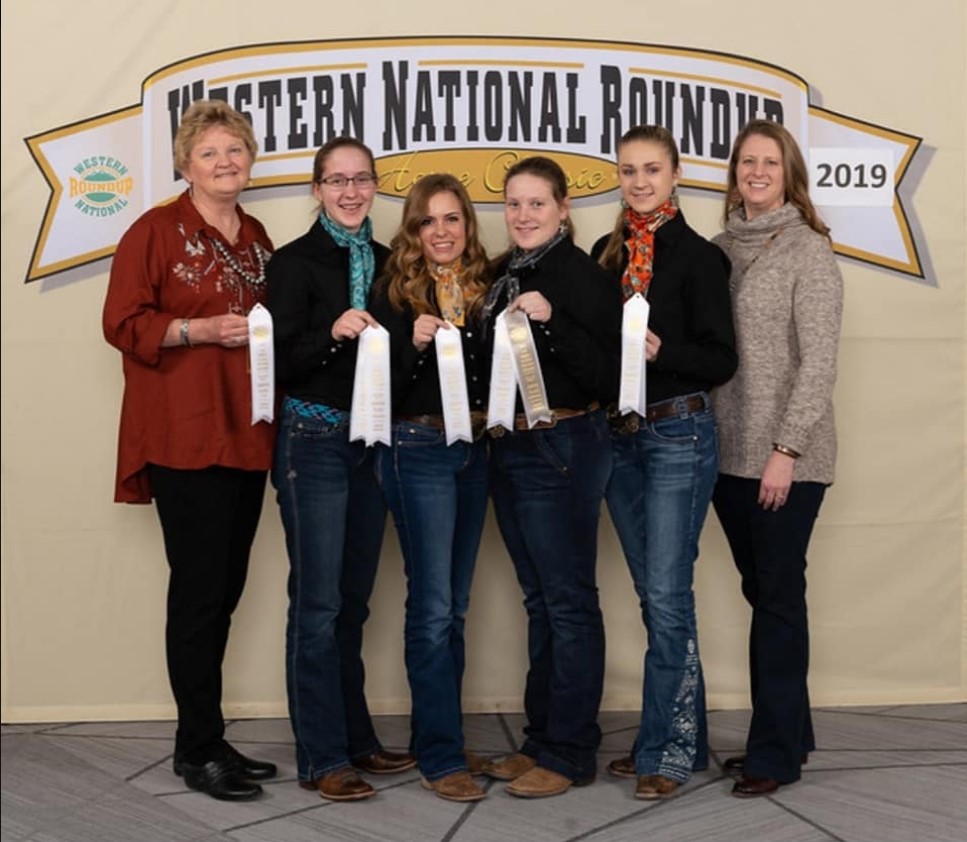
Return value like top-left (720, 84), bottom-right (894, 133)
top-left (432, 258), bottom-right (466, 326)
top-left (621, 201), bottom-right (678, 301)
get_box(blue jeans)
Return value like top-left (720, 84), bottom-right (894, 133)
top-left (605, 394), bottom-right (718, 783)
top-left (377, 422), bottom-right (488, 781)
top-left (712, 473), bottom-right (826, 784)
top-left (489, 411), bottom-right (612, 781)
top-left (272, 405), bottom-right (388, 781)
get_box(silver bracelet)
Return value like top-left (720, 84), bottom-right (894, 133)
top-left (773, 442), bottom-right (800, 459)
top-left (180, 318), bottom-right (192, 347)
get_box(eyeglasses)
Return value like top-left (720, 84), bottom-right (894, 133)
top-left (319, 173), bottom-right (377, 189)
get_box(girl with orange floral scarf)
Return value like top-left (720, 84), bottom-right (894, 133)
top-left (592, 125), bottom-right (737, 801)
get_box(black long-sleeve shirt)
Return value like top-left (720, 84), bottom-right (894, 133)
top-left (370, 282), bottom-right (491, 417)
top-left (266, 222), bottom-right (389, 409)
top-left (491, 237), bottom-right (622, 409)
top-left (590, 212), bottom-right (737, 404)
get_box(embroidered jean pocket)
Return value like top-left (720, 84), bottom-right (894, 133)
top-left (287, 415), bottom-right (348, 440)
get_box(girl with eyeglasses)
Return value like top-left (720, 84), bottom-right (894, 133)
top-left (267, 137), bottom-right (416, 802)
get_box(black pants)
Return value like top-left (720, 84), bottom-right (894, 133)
top-left (712, 473), bottom-right (826, 783)
top-left (150, 464), bottom-right (267, 763)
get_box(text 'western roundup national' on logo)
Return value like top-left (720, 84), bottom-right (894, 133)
top-left (70, 157), bottom-right (134, 217)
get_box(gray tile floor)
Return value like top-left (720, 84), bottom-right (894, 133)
top-left (3, 705), bottom-right (965, 842)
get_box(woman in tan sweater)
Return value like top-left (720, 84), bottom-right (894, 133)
top-left (712, 119), bottom-right (843, 798)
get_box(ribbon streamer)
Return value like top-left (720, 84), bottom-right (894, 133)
top-left (349, 324), bottom-right (392, 446)
top-left (486, 312), bottom-right (517, 432)
top-left (487, 310), bottom-right (552, 431)
top-left (618, 293), bottom-right (649, 418)
top-left (247, 303), bottom-right (274, 425)
top-left (435, 323), bottom-right (473, 444)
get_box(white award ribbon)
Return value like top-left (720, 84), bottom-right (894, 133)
top-left (505, 309), bottom-right (553, 429)
top-left (434, 323), bottom-right (473, 445)
top-left (506, 310), bottom-right (553, 428)
top-left (486, 311), bottom-right (517, 433)
top-left (247, 303), bottom-right (275, 425)
top-left (349, 324), bottom-right (392, 447)
top-left (618, 293), bottom-right (650, 418)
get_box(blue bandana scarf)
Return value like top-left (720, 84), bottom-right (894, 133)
top-left (317, 213), bottom-right (376, 309)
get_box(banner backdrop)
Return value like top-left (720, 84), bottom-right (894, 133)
top-left (2, 2), bottom-right (964, 723)
top-left (26, 37), bottom-right (923, 281)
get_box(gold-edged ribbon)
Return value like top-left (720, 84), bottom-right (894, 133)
top-left (487, 309), bottom-right (552, 432)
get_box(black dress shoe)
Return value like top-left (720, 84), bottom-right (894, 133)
top-left (723, 753), bottom-right (808, 775)
top-left (180, 758), bottom-right (263, 801)
top-left (174, 744), bottom-right (277, 780)
top-left (223, 743), bottom-right (278, 780)
top-left (732, 774), bottom-right (780, 798)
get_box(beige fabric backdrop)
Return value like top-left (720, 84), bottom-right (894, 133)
top-left (2, 0), bottom-right (965, 722)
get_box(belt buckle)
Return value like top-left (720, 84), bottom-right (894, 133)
top-left (488, 424), bottom-right (507, 439)
top-left (607, 405), bottom-right (640, 435)
top-left (619, 414), bottom-right (640, 435)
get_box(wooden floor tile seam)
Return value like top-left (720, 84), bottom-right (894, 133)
top-left (771, 797), bottom-right (848, 842)
top-left (560, 776), bottom-right (727, 842)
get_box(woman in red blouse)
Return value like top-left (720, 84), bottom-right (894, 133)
top-left (103, 100), bottom-right (277, 802)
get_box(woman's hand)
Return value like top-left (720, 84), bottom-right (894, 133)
top-left (759, 451), bottom-right (795, 510)
top-left (332, 308), bottom-right (378, 341)
top-left (207, 314), bottom-right (250, 347)
top-left (413, 314), bottom-right (449, 351)
top-left (645, 328), bottom-right (662, 362)
top-left (509, 291), bottom-right (552, 323)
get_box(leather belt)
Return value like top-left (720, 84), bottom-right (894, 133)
top-left (647, 394), bottom-right (707, 422)
top-left (607, 394), bottom-right (709, 435)
top-left (489, 402), bottom-right (600, 437)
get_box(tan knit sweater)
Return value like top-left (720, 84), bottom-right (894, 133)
top-left (712, 203), bottom-right (843, 484)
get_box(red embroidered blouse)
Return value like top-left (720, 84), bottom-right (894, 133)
top-left (103, 191), bottom-right (275, 503)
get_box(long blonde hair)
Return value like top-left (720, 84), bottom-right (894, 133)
top-left (724, 119), bottom-right (830, 237)
top-left (383, 174), bottom-right (490, 319)
top-left (597, 125), bottom-right (680, 272)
